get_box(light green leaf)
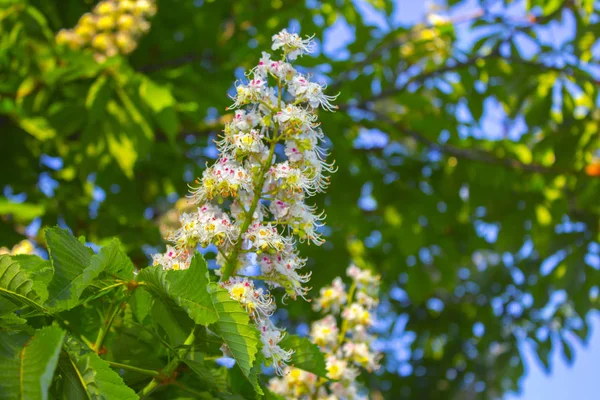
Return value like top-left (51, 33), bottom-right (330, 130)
top-left (279, 334), bottom-right (328, 377)
top-left (130, 287), bottom-right (152, 323)
top-left (86, 75), bottom-right (112, 123)
top-left (45, 227), bottom-right (103, 311)
top-left (535, 204), bottom-right (552, 226)
top-left (18, 117), bottom-right (56, 140)
top-left (138, 253), bottom-right (218, 326)
top-left (11, 255), bottom-right (53, 303)
top-left (166, 254), bottom-right (218, 325)
top-left (0, 198), bottom-right (45, 222)
top-left (0, 199), bottom-right (45, 222)
top-left (209, 283), bottom-right (261, 394)
top-left (59, 336), bottom-right (138, 400)
top-left (0, 326), bottom-right (66, 400)
top-left (0, 255), bottom-right (47, 312)
top-left (95, 239), bottom-right (134, 281)
top-left (139, 78), bottom-right (175, 112)
top-left (183, 359), bottom-right (220, 391)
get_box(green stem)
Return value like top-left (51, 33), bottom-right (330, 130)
top-left (221, 134), bottom-right (279, 281)
top-left (137, 326), bottom-right (197, 399)
top-left (336, 281), bottom-right (357, 346)
top-left (94, 298), bottom-right (124, 353)
top-left (107, 361), bottom-right (160, 377)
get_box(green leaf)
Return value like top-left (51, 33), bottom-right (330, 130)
top-left (95, 239), bottom-right (134, 281)
top-left (11, 255), bottom-right (53, 303)
top-left (0, 312), bottom-right (27, 327)
top-left (0, 198), bottom-right (45, 221)
top-left (139, 78), bottom-right (175, 113)
top-left (209, 283), bottom-right (261, 394)
top-left (279, 334), bottom-right (328, 377)
top-left (130, 287), bottom-right (152, 323)
top-left (166, 254), bottom-right (218, 325)
top-left (138, 253), bottom-right (218, 326)
top-left (86, 75), bottom-right (113, 123)
top-left (59, 336), bottom-right (138, 400)
top-left (0, 326), bottom-right (66, 400)
top-left (0, 255), bottom-right (47, 312)
top-left (11, 256), bottom-right (53, 286)
top-left (183, 359), bottom-right (220, 391)
top-left (45, 227), bottom-right (103, 311)
top-left (18, 117), bottom-right (56, 140)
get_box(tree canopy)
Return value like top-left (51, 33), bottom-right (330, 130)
top-left (1, 0), bottom-right (600, 398)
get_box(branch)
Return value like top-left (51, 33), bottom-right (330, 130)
top-left (356, 109), bottom-right (567, 174)
top-left (342, 51), bottom-right (595, 110)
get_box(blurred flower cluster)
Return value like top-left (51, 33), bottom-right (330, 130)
top-left (56, 0), bottom-right (156, 62)
top-left (153, 29), bottom-right (338, 374)
top-left (269, 265), bottom-right (382, 399)
top-left (0, 239), bottom-right (36, 256)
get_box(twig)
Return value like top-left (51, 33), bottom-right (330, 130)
top-left (356, 109), bottom-right (568, 174)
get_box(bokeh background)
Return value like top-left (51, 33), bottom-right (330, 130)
top-left (1, 0), bottom-right (599, 398)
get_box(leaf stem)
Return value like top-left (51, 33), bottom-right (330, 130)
top-left (94, 297), bottom-right (125, 353)
top-left (106, 361), bottom-right (160, 377)
top-left (137, 326), bottom-right (198, 399)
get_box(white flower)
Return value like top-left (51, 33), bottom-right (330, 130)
top-left (310, 315), bottom-right (339, 349)
top-left (230, 77), bottom-right (267, 108)
top-left (341, 303), bottom-right (372, 327)
top-left (269, 367), bottom-right (319, 398)
top-left (356, 291), bottom-right (379, 309)
top-left (245, 223), bottom-right (292, 253)
top-left (190, 156), bottom-right (253, 202)
top-left (313, 277), bottom-right (347, 313)
top-left (326, 355), bottom-right (358, 381)
top-left (258, 321), bottom-right (294, 375)
top-left (155, 29), bottom-right (339, 382)
top-left (220, 277), bottom-right (275, 319)
top-left (152, 245), bottom-right (191, 271)
top-left (271, 29), bottom-right (314, 60)
top-left (288, 75), bottom-right (339, 111)
top-left (167, 204), bottom-right (239, 249)
top-left (347, 265), bottom-right (380, 294)
top-left (342, 342), bottom-right (381, 372)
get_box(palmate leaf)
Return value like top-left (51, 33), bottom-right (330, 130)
top-left (12, 255), bottom-right (53, 302)
top-left (44, 228), bottom-right (130, 311)
top-left (0, 325), bottom-right (66, 400)
top-left (209, 283), bottom-right (262, 395)
top-left (138, 253), bottom-right (217, 326)
top-left (0, 255), bottom-right (47, 314)
top-left (279, 334), bottom-right (328, 378)
top-left (45, 227), bottom-right (103, 311)
top-left (94, 239), bottom-right (134, 281)
top-left (183, 359), bottom-right (221, 392)
top-left (58, 336), bottom-right (138, 400)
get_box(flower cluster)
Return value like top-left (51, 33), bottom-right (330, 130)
top-left (0, 239), bottom-right (36, 256)
top-left (55, 0), bottom-right (156, 62)
top-left (153, 29), bottom-right (338, 374)
top-left (269, 265), bottom-right (382, 399)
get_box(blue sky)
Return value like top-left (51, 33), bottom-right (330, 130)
top-left (327, 1), bottom-right (599, 398)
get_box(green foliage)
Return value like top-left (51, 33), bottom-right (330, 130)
top-left (45, 227), bottom-right (101, 311)
top-left (279, 334), bottom-right (328, 378)
top-left (59, 336), bottom-right (138, 400)
top-left (209, 283), bottom-right (262, 394)
top-left (0, 227), bottom-right (320, 398)
top-left (2, 0), bottom-right (600, 398)
top-left (138, 254), bottom-right (217, 326)
top-left (0, 255), bottom-right (46, 313)
top-left (0, 326), bottom-right (65, 400)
